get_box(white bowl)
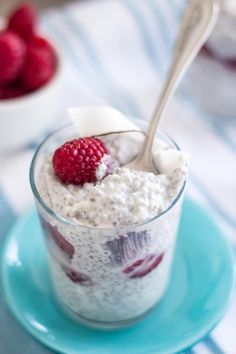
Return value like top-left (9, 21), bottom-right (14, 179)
top-left (0, 41), bottom-right (65, 155)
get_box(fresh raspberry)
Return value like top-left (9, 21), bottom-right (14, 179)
top-left (0, 31), bottom-right (26, 86)
top-left (40, 219), bottom-right (74, 258)
top-left (123, 253), bottom-right (164, 278)
top-left (62, 265), bottom-right (92, 285)
top-left (8, 3), bottom-right (37, 42)
top-left (0, 82), bottom-right (27, 99)
top-left (21, 35), bottom-right (56, 90)
top-left (52, 138), bottom-right (112, 185)
top-left (29, 35), bottom-right (55, 54)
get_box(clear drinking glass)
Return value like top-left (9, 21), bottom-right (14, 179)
top-left (30, 122), bottom-right (186, 329)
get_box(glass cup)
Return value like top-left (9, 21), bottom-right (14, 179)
top-left (30, 122), bottom-right (186, 329)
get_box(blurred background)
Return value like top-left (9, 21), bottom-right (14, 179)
top-left (0, 0), bottom-right (71, 13)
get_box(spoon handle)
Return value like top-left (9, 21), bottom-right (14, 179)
top-left (139, 0), bottom-right (219, 169)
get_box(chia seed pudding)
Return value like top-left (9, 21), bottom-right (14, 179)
top-left (31, 111), bottom-right (188, 328)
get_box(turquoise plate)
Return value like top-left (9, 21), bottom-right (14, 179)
top-left (0, 198), bottom-right (234, 354)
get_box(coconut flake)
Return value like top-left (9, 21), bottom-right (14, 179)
top-left (154, 150), bottom-right (189, 175)
top-left (68, 106), bottom-right (141, 138)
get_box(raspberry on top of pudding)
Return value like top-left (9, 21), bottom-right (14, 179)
top-left (52, 137), bottom-right (113, 185)
top-left (38, 107), bottom-right (188, 228)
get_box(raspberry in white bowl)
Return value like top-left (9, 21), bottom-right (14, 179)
top-left (0, 3), bottom-right (64, 154)
top-left (30, 107), bottom-right (188, 328)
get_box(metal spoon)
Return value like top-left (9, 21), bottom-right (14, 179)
top-left (126, 0), bottom-right (220, 173)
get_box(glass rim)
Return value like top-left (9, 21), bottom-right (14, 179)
top-left (29, 122), bottom-right (186, 232)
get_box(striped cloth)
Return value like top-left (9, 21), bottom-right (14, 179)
top-left (0, 0), bottom-right (235, 353)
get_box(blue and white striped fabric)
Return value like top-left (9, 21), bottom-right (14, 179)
top-left (0, 0), bottom-right (235, 353)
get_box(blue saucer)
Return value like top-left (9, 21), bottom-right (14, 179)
top-left (0, 198), bottom-right (234, 354)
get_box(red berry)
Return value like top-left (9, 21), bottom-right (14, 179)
top-left (0, 82), bottom-right (27, 99)
top-left (21, 35), bottom-right (56, 90)
top-left (29, 35), bottom-right (55, 54)
top-left (0, 31), bottom-right (26, 86)
top-left (62, 265), bottom-right (91, 285)
top-left (123, 253), bottom-right (164, 278)
top-left (41, 219), bottom-right (74, 258)
top-left (8, 3), bottom-right (37, 42)
top-left (52, 138), bottom-right (112, 185)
